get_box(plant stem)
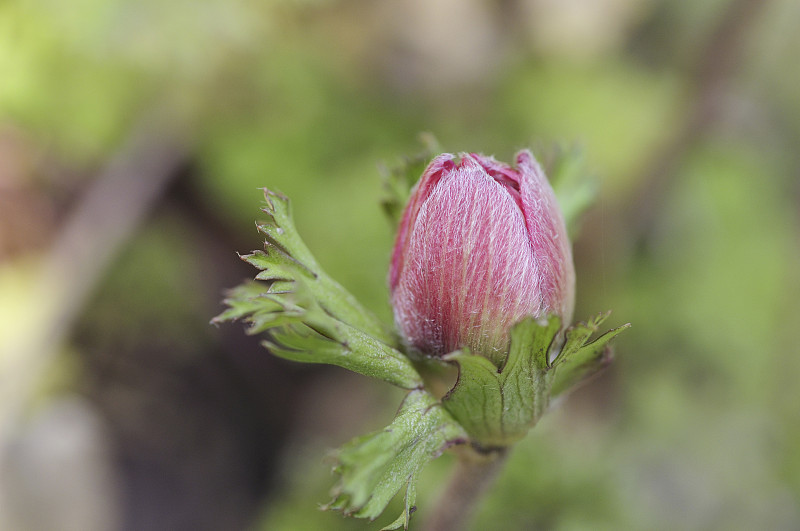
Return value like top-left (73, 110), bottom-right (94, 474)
top-left (423, 447), bottom-right (508, 531)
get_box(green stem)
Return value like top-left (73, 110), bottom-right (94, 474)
top-left (423, 447), bottom-right (508, 531)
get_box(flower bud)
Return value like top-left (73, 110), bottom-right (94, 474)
top-left (390, 151), bottom-right (575, 366)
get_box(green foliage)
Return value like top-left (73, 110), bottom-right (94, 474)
top-left (442, 315), bottom-right (629, 447)
top-left (213, 189), bottom-right (422, 390)
top-left (551, 313), bottom-right (631, 397)
top-left (326, 389), bottom-right (467, 530)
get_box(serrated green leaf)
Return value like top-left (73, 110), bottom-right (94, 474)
top-left (242, 250), bottom-right (314, 281)
top-left (235, 287), bottom-right (308, 334)
top-left (551, 318), bottom-right (631, 397)
top-left (253, 188), bottom-right (396, 343)
top-left (214, 189), bottom-right (422, 388)
top-left (326, 389), bottom-right (467, 529)
top-left (242, 246), bottom-right (314, 281)
top-left (266, 319), bottom-right (423, 390)
top-left (266, 279), bottom-right (295, 293)
top-left (552, 312), bottom-right (610, 369)
top-left (211, 282), bottom-right (272, 324)
top-left (217, 275), bottom-right (422, 389)
top-left (257, 189), bottom-right (319, 270)
top-left (380, 477), bottom-right (417, 531)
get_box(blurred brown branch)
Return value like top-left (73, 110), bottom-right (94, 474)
top-left (626, 0), bottom-right (771, 250)
top-left (0, 114), bottom-right (188, 443)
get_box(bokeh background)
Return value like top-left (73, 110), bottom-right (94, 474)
top-left (1, 0), bottom-right (799, 529)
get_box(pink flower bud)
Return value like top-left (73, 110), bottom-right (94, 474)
top-left (390, 151), bottom-right (575, 366)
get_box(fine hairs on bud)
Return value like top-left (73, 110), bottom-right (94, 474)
top-left (390, 151), bottom-right (575, 366)
top-left (399, 163), bottom-right (540, 358)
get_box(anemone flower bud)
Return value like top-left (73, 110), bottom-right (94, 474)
top-left (390, 151), bottom-right (575, 367)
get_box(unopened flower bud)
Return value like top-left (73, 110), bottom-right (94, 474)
top-left (390, 151), bottom-right (575, 366)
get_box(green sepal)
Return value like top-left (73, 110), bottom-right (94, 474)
top-left (551, 313), bottom-right (631, 397)
top-left (441, 316), bottom-right (561, 447)
top-left (441, 314), bottom-right (630, 447)
top-left (326, 389), bottom-right (467, 530)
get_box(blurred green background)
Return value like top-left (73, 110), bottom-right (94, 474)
top-left (1, 0), bottom-right (799, 529)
